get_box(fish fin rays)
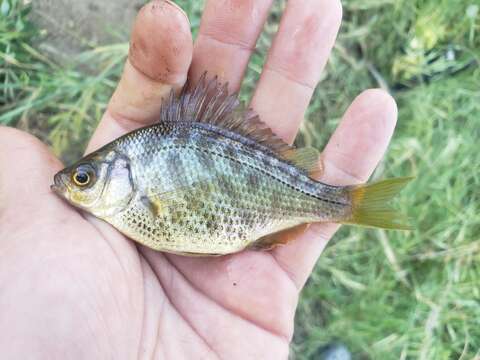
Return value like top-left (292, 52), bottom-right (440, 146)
top-left (140, 195), bottom-right (163, 217)
top-left (248, 224), bottom-right (310, 251)
top-left (159, 73), bottom-right (323, 172)
top-left (142, 178), bottom-right (217, 217)
top-left (342, 177), bottom-right (413, 230)
top-left (283, 147), bottom-right (323, 178)
top-left (164, 250), bottom-right (224, 257)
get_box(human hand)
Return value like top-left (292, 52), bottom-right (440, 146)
top-left (0, 1), bottom-right (398, 358)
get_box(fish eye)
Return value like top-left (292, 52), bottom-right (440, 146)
top-left (72, 165), bottom-right (95, 187)
top-left (73, 171), bottom-right (90, 186)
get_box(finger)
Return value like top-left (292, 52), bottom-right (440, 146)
top-left (188, 0), bottom-right (274, 91)
top-left (250, 0), bottom-right (342, 143)
top-left (87, 0), bottom-right (192, 152)
top-left (272, 89), bottom-right (399, 289)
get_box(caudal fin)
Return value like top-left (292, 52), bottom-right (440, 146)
top-left (343, 177), bottom-right (413, 230)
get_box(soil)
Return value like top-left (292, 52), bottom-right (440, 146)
top-left (31, 0), bottom-right (145, 61)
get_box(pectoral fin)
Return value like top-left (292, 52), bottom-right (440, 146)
top-left (141, 195), bottom-right (164, 217)
top-left (141, 178), bottom-right (216, 217)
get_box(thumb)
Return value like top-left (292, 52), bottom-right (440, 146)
top-left (86, 0), bottom-right (193, 153)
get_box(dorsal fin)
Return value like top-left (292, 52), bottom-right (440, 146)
top-left (159, 73), bottom-right (322, 176)
top-left (284, 147), bottom-right (324, 178)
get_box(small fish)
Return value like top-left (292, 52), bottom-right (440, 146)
top-left (52, 75), bottom-right (411, 255)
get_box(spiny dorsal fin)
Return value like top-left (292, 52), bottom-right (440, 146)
top-left (159, 73), bottom-right (321, 175)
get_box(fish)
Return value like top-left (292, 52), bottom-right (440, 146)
top-left (51, 75), bottom-right (412, 256)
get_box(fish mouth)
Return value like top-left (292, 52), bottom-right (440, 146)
top-left (51, 172), bottom-right (68, 196)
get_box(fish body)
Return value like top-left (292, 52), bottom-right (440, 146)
top-left (52, 76), bottom-right (410, 255)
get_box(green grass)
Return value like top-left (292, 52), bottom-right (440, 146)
top-left (1, 0), bottom-right (479, 358)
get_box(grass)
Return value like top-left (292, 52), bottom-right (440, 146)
top-left (1, 0), bottom-right (479, 358)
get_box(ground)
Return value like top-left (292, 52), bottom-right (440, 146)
top-left (32, 0), bottom-right (140, 61)
top-left (1, 0), bottom-right (479, 359)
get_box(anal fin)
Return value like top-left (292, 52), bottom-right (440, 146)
top-left (248, 224), bottom-right (310, 251)
top-left (166, 250), bottom-right (223, 257)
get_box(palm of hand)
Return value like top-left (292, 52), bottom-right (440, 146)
top-left (0, 132), bottom-right (294, 358)
top-left (0, 1), bottom-right (398, 359)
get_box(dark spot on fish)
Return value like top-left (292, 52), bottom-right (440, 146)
top-left (225, 146), bottom-right (236, 159)
top-left (196, 134), bottom-right (213, 149)
top-left (197, 152), bottom-right (215, 170)
top-left (237, 230), bottom-right (245, 240)
top-left (187, 199), bottom-right (196, 212)
top-left (230, 158), bottom-right (243, 173)
top-left (206, 220), bottom-right (214, 230)
top-left (214, 176), bottom-right (227, 191)
top-left (166, 151), bottom-right (181, 173)
top-left (262, 156), bottom-right (271, 170)
top-left (233, 282), bottom-right (237, 286)
top-left (247, 173), bottom-right (258, 186)
top-left (271, 192), bottom-right (282, 212)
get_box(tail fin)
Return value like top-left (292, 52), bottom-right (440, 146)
top-left (343, 177), bottom-right (413, 230)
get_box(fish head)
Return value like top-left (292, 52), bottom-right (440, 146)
top-left (51, 150), bottom-right (135, 218)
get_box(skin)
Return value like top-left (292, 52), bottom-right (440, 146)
top-left (0, 0), bottom-right (398, 358)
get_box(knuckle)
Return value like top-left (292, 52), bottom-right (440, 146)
top-left (200, 0), bottom-right (268, 49)
top-left (129, 0), bottom-right (192, 83)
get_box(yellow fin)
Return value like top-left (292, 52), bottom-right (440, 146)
top-left (248, 224), bottom-right (310, 251)
top-left (283, 147), bottom-right (323, 178)
top-left (343, 177), bottom-right (413, 230)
